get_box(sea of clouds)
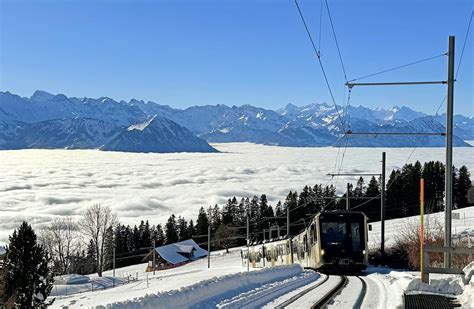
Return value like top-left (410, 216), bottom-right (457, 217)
top-left (1, 143), bottom-right (473, 243)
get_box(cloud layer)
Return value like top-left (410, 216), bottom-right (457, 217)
top-left (1, 143), bottom-right (473, 243)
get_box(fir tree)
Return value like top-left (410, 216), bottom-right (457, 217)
top-left (177, 216), bottom-right (189, 241)
top-left (165, 214), bottom-right (179, 244)
top-left (196, 207), bottom-right (209, 236)
top-left (187, 220), bottom-right (196, 239)
top-left (3, 222), bottom-right (54, 308)
top-left (454, 165), bottom-right (471, 209)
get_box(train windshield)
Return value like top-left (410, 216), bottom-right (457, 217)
top-left (321, 222), bottom-right (346, 244)
top-left (319, 214), bottom-right (365, 252)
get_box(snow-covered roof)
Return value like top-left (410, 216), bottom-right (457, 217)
top-left (152, 239), bottom-right (207, 265)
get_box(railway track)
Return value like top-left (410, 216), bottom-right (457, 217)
top-left (276, 274), bottom-right (367, 309)
top-left (311, 275), bottom-right (348, 309)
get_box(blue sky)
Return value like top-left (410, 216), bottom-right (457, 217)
top-left (1, 0), bottom-right (472, 115)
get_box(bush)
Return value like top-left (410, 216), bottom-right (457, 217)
top-left (371, 215), bottom-right (473, 270)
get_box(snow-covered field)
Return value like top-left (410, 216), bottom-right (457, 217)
top-left (49, 208), bottom-right (474, 308)
top-left (1, 143), bottom-right (473, 243)
top-left (369, 205), bottom-right (474, 249)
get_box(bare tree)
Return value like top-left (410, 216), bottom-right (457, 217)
top-left (79, 204), bottom-right (117, 277)
top-left (39, 217), bottom-right (78, 274)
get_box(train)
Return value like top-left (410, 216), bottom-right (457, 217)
top-left (241, 211), bottom-right (369, 273)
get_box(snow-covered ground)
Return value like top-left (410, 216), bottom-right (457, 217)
top-left (368, 205), bottom-right (474, 250)
top-left (49, 207), bottom-right (474, 308)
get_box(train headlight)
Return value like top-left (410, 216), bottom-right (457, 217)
top-left (321, 249), bottom-right (325, 256)
top-left (362, 250), bottom-right (366, 255)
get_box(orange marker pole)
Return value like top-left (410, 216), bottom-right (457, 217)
top-left (420, 178), bottom-right (425, 281)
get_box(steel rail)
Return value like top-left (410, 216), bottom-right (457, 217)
top-left (275, 272), bottom-right (329, 309)
top-left (311, 275), bottom-right (348, 309)
top-left (354, 276), bottom-right (367, 309)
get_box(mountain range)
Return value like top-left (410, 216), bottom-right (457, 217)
top-left (0, 90), bottom-right (472, 152)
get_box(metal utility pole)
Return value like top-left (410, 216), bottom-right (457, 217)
top-left (445, 35), bottom-right (455, 268)
top-left (246, 207), bottom-right (250, 272)
top-left (286, 204), bottom-right (290, 237)
top-left (268, 222), bottom-right (271, 240)
top-left (208, 208), bottom-right (211, 269)
top-left (381, 152), bottom-right (386, 262)
top-left (346, 183), bottom-right (350, 210)
top-left (152, 239), bottom-right (156, 276)
top-left (112, 243), bottom-right (116, 283)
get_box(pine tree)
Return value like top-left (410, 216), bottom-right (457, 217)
top-left (85, 239), bottom-right (97, 274)
top-left (165, 214), bottom-right (179, 244)
top-left (153, 224), bottom-right (165, 246)
top-left (141, 220), bottom-right (151, 248)
top-left (222, 198), bottom-right (234, 225)
top-left (196, 207), bottom-right (209, 236)
top-left (364, 176), bottom-right (381, 220)
top-left (103, 226), bottom-right (114, 271)
top-left (187, 220), bottom-right (196, 239)
top-left (3, 222), bottom-right (54, 308)
top-left (177, 216), bottom-right (189, 241)
top-left (455, 165), bottom-right (471, 209)
top-left (211, 205), bottom-right (221, 232)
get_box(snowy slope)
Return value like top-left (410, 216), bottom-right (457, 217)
top-left (102, 115), bottom-right (217, 153)
top-left (48, 207), bottom-right (474, 308)
top-left (368, 206), bottom-right (474, 250)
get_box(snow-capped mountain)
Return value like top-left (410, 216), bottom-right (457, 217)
top-left (102, 115), bottom-right (217, 153)
top-left (0, 91), bottom-right (216, 153)
top-left (0, 90), bottom-right (472, 149)
top-left (0, 118), bottom-right (119, 149)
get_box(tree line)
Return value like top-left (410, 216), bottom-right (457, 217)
top-left (32, 160), bottom-right (474, 275)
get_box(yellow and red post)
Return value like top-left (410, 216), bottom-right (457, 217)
top-left (420, 178), bottom-right (425, 281)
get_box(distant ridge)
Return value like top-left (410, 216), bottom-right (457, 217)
top-left (0, 90), bottom-right (471, 149)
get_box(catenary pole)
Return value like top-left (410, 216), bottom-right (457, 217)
top-left (152, 239), bottom-right (156, 276)
top-left (346, 183), bottom-right (350, 210)
top-left (381, 152), bottom-right (386, 262)
top-left (112, 243), bottom-right (116, 286)
top-left (445, 36), bottom-right (455, 267)
top-left (246, 206), bottom-right (250, 272)
top-left (287, 203), bottom-right (290, 237)
top-left (420, 178), bottom-right (425, 282)
top-left (208, 208), bottom-right (211, 269)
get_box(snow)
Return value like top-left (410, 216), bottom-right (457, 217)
top-left (154, 239), bottom-right (207, 264)
top-left (104, 265), bottom-right (303, 308)
top-left (368, 206), bottom-right (474, 250)
top-left (126, 115), bottom-right (157, 131)
top-left (328, 276), bottom-right (363, 308)
top-left (50, 250), bottom-right (248, 308)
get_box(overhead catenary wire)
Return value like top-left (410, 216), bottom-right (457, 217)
top-left (294, 0), bottom-right (346, 133)
top-left (325, 0), bottom-right (348, 82)
top-left (347, 53), bottom-right (447, 83)
top-left (455, 10), bottom-right (473, 80)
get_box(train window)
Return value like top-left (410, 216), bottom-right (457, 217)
top-left (310, 223), bottom-right (317, 243)
top-left (321, 222), bottom-right (346, 243)
top-left (351, 223), bottom-right (362, 251)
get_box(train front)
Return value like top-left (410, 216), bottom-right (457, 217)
top-left (318, 212), bottom-right (368, 272)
